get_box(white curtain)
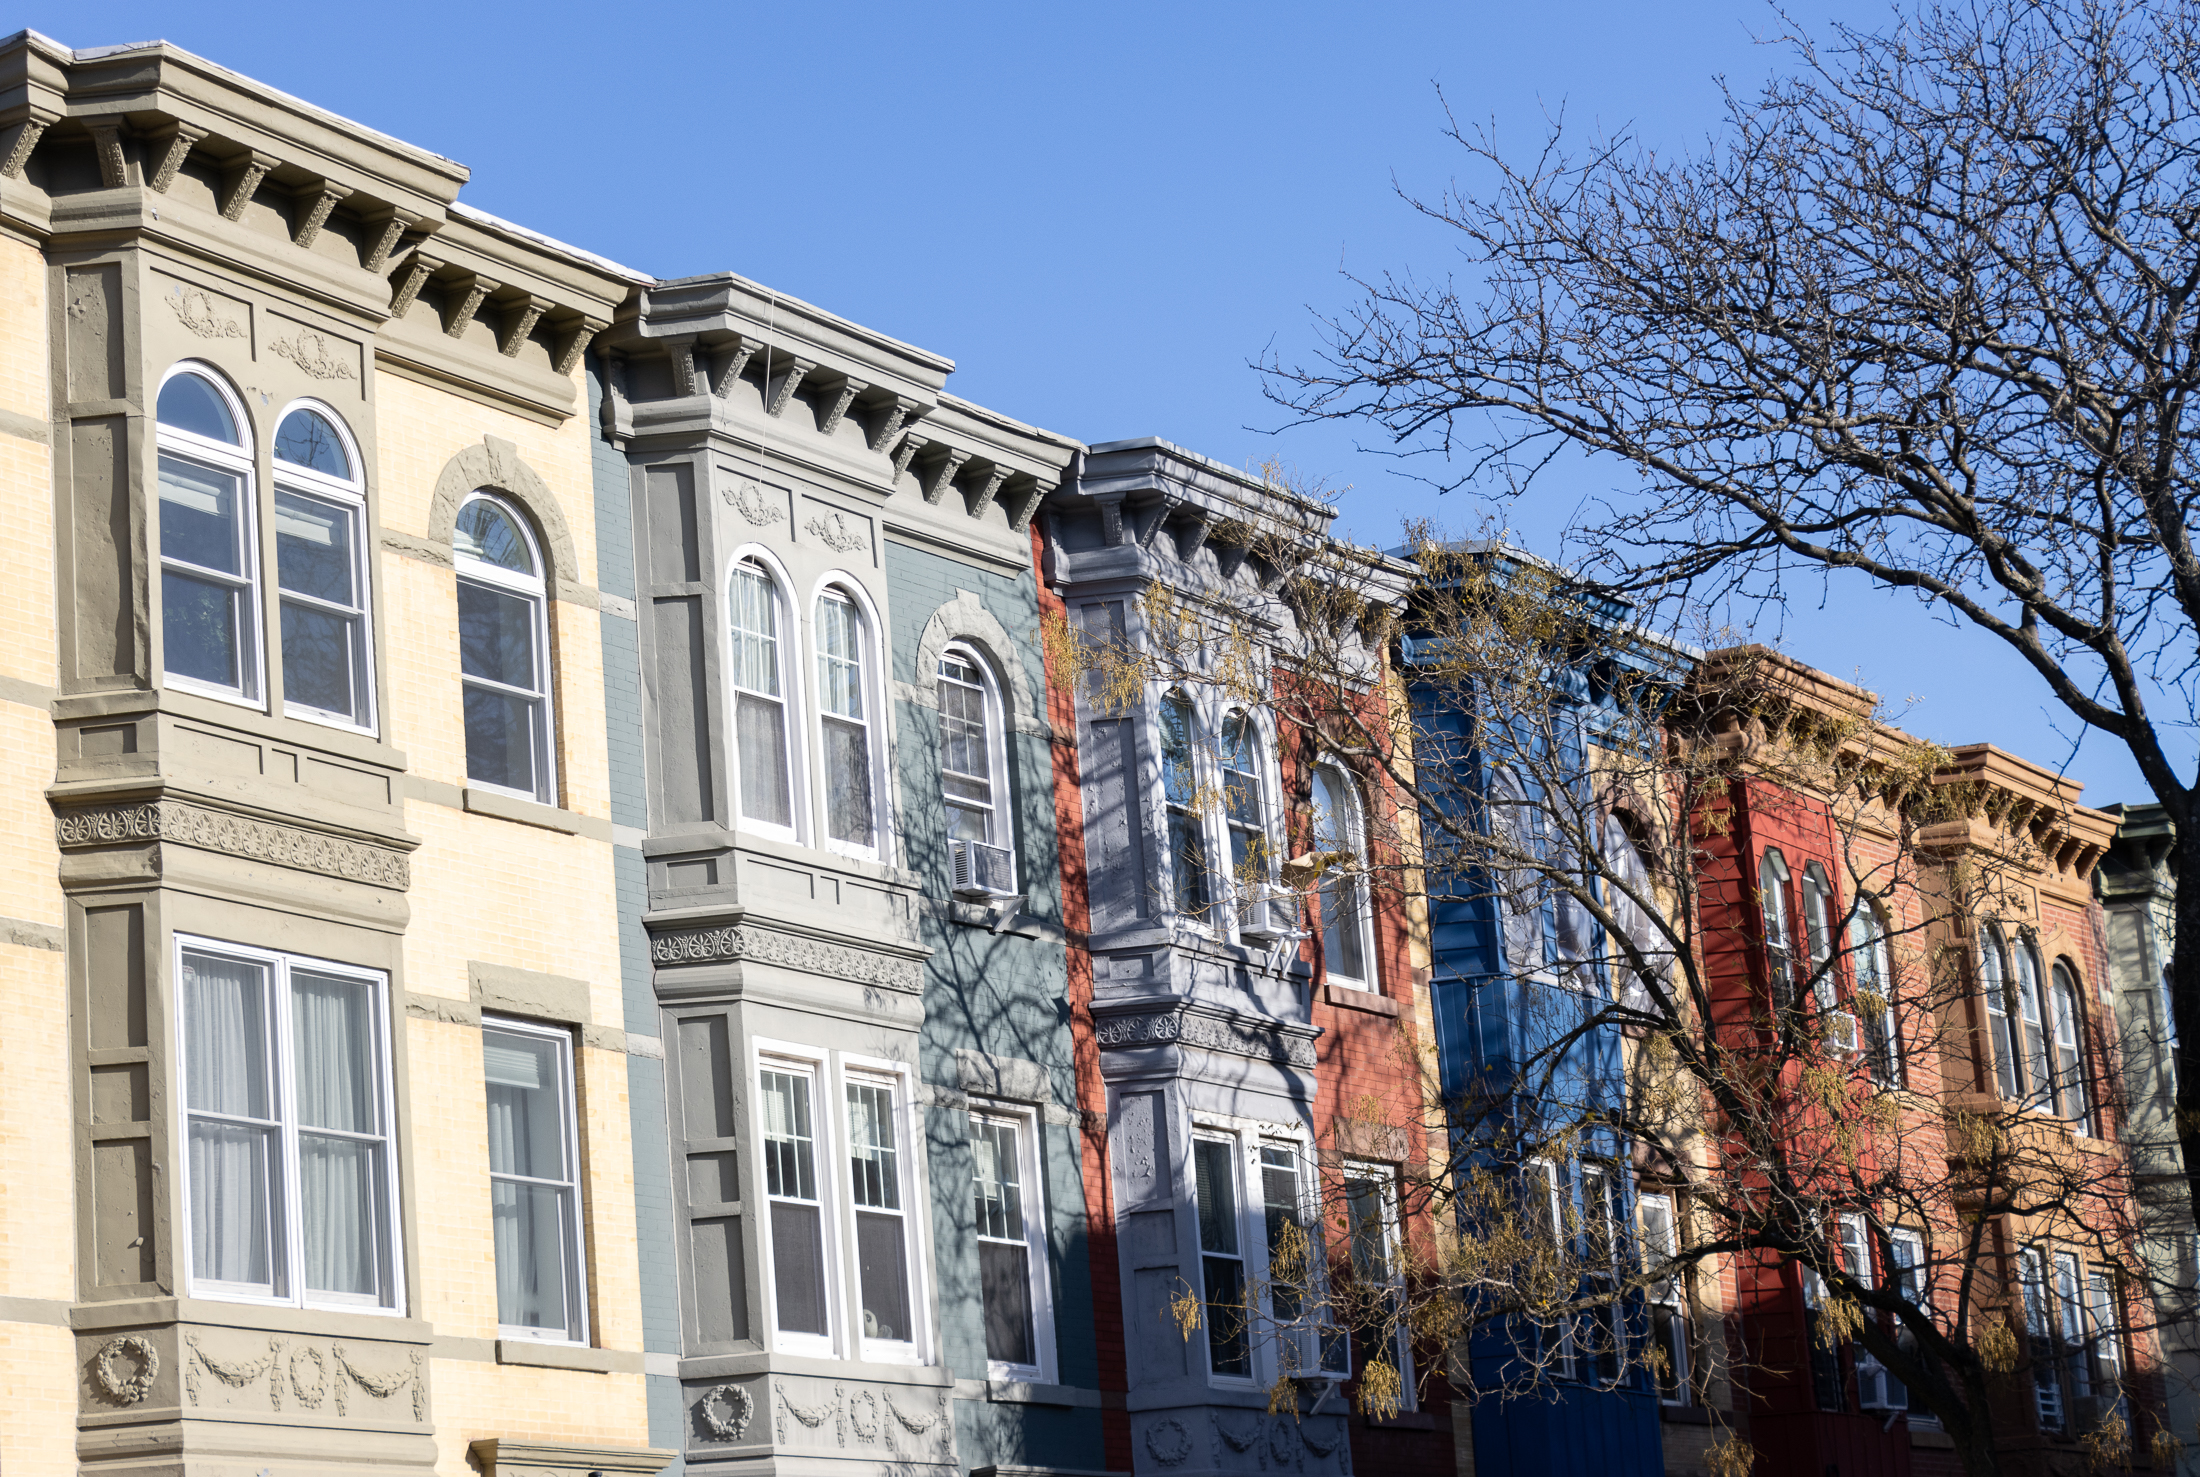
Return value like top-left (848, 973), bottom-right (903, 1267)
top-left (485, 1030), bottom-right (568, 1332)
top-left (292, 972), bottom-right (377, 1297)
top-left (183, 951), bottom-right (272, 1287)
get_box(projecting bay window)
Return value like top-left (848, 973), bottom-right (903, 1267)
top-left (178, 938), bottom-right (401, 1312)
top-left (941, 647), bottom-right (1015, 896)
top-left (760, 1058), bottom-right (832, 1353)
top-left (816, 590), bottom-right (877, 856)
top-left (972, 1109), bottom-right (1054, 1381)
top-left (730, 560), bottom-right (797, 837)
top-left (1193, 1136), bottom-right (1251, 1377)
top-left (157, 367), bottom-right (262, 703)
top-left (483, 1019), bottom-right (587, 1343)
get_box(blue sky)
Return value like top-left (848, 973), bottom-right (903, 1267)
top-left (40, 0), bottom-right (2177, 806)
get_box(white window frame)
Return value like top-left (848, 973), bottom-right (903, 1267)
top-left (970, 1101), bottom-right (1056, 1384)
top-left (172, 932), bottom-right (404, 1315)
top-left (1188, 1119), bottom-right (1321, 1388)
top-left (270, 398), bottom-right (375, 734)
top-left (454, 491), bottom-right (557, 804)
top-left (727, 549), bottom-right (805, 843)
top-left (2012, 935), bottom-right (2053, 1110)
top-left (841, 1055), bottom-right (928, 1365)
top-left (1219, 707), bottom-right (1281, 940)
top-left (1159, 689), bottom-right (1215, 927)
top-left (1522, 1156), bottom-right (1575, 1379)
top-left (1851, 898), bottom-right (1902, 1087)
top-left (1639, 1191), bottom-right (1692, 1405)
top-left (1801, 862), bottom-right (1837, 1011)
top-left (155, 362), bottom-right (265, 709)
top-left (1190, 1127), bottom-right (1256, 1383)
top-left (753, 1040), bottom-right (839, 1357)
top-left (811, 577), bottom-right (888, 862)
top-left (2021, 1245), bottom-right (2064, 1430)
top-left (1759, 847), bottom-right (1794, 1012)
top-left (1982, 924), bottom-right (2024, 1100)
top-left (2050, 961), bottom-right (2093, 1132)
top-left (939, 641), bottom-right (1016, 892)
top-left (481, 1014), bottom-right (589, 1344)
top-left (1341, 1158), bottom-right (1415, 1406)
top-left (1312, 760), bottom-right (1377, 989)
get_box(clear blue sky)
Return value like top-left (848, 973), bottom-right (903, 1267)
top-left (41, 1), bottom-right (2178, 807)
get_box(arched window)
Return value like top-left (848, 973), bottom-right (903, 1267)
top-left (1801, 863), bottom-right (1836, 1011)
top-left (815, 588), bottom-right (878, 856)
top-left (1602, 812), bottom-right (1667, 1012)
top-left (1486, 763), bottom-right (1544, 978)
top-left (2013, 938), bottom-right (2051, 1105)
top-left (272, 403), bottom-right (372, 729)
top-left (1850, 901), bottom-right (1899, 1087)
top-left (1220, 710), bottom-right (1274, 935)
top-left (1312, 763), bottom-right (1373, 987)
top-left (1981, 926), bottom-right (2023, 1099)
top-left (2051, 963), bottom-right (2092, 1132)
top-left (455, 495), bottom-right (555, 803)
top-left (1159, 692), bottom-right (1210, 922)
top-left (940, 644), bottom-right (1014, 895)
top-left (1759, 849), bottom-right (1794, 1012)
top-left (729, 560), bottom-right (796, 836)
top-left (157, 365), bottom-right (260, 701)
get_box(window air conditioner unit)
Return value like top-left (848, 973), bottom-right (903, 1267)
top-left (1855, 1352), bottom-right (1907, 1411)
top-left (1237, 883), bottom-right (1297, 944)
top-left (1827, 1011), bottom-right (1860, 1055)
top-left (949, 839), bottom-right (1016, 900)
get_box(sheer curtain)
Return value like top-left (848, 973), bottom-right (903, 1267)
top-left (485, 1030), bottom-right (569, 1333)
top-left (292, 971), bottom-right (379, 1298)
top-left (184, 951), bottom-right (274, 1289)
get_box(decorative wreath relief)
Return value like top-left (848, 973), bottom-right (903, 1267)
top-left (1144, 1416), bottom-right (1193, 1468)
top-left (94, 1334), bottom-right (160, 1405)
top-left (289, 1346), bottom-right (329, 1409)
top-left (699, 1383), bottom-right (753, 1440)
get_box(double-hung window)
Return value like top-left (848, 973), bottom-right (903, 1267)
top-left (1161, 693), bottom-right (1211, 923)
top-left (2050, 963), bottom-right (2093, 1131)
top-left (1344, 1163), bottom-right (1413, 1397)
top-left (455, 495), bottom-right (555, 802)
top-left (157, 367), bottom-right (262, 702)
top-left (1220, 711), bottom-right (1272, 931)
top-left (816, 590), bottom-right (877, 854)
top-left (2021, 1247), bottom-right (2063, 1429)
top-left (941, 647), bottom-right (1014, 894)
top-left (178, 937), bottom-right (400, 1311)
top-left (1522, 1158), bottom-right (1573, 1379)
top-left (1258, 1144), bottom-right (1329, 1377)
top-left (1759, 848), bottom-right (1794, 1014)
top-left (971, 1109), bottom-right (1053, 1380)
top-left (1192, 1136), bottom-right (1251, 1376)
top-left (730, 561), bottom-right (796, 834)
top-left (1982, 927), bottom-right (2024, 1098)
top-left (1799, 1215), bottom-right (1851, 1413)
top-left (1579, 1162), bottom-right (1623, 1385)
top-left (483, 1018), bottom-right (587, 1342)
top-left (1312, 763), bottom-right (1373, 987)
top-left (1889, 1228), bottom-right (1934, 1419)
top-left (2086, 1270), bottom-right (2127, 1430)
top-left (1602, 813), bottom-right (1667, 1012)
top-left (1801, 862), bottom-right (1836, 1015)
top-left (846, 1074), bottom-right (916, 1356)
top-left (2013, 940), bottom-right (2053, 1107)
top-left (759, 1058), bottom-right (832, 1349)
top-left (272, 405), bottom-right (372, 729)
top-left (1852, 902), bottom-right (1901, 1086)
top-left (2054, 1251), bottom-right (2089, 1411)
top-left (1639, 1192), bottom-right (1691, 1404)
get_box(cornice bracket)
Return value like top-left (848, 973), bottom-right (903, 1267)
top-left (555, 317), bottom-right (606, 379)
top-left (388, 252), bottom-right (439, 319)
top-left (665, 336), bottom-right (701, 397)
top-left (1009, 479), bottom-right (1055, 536)
top-left (143, 120), bottom-right (206, 194)
top-left (966, 463), bottom-right (1013, 519)
top-left (84, 120), bottom-right (128, 189)
top-left (443, 272), bottom-right (498, 338)
top-left (922, 448), bottom-right (972, 506)
top-left (0, 109), bottom-right (56, 181)
top-left (891, 433), bottom-right (927, 483)
top-left (219, 150), bottom-right (279, 222)
top-left (359, 205), bottom-right (421, 275)
top-left (499, 294), bottom-right (554, 357)
top-left (292, 179), bottom-right (354, 249)
top-left (867, 396), bottom-right (920, 454)
top-left (710, 337), bottom-right (757, 398)
top-left (817, 376), bottom-right (868, 438)
top-left (765, 356), bottom-right (816, 417)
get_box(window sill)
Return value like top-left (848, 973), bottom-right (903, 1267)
top-left (1659, 1403), bottom-right (1712, 1425)
top-left (985, 1379), bottom-right (1101, 1407)
top-left (1321, 983), bottom-right (1399, 1016)
top-left (462, 784), bottom-right (613, 841)
top-left (495, 1338), bottom-right (643, 1374)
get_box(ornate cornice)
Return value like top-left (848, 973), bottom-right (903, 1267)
top-left (55, 801), bottom-right (412, 890)
top-left (648, 922), bottom-right (922, 993)
top-left (1093, 1004), bottom-right (1317, 1068)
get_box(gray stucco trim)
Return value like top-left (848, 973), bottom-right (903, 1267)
top-left (0, 406), bottom-right (49, 444)
top-left (425, 434), bottom-right (582, 588)
top-left (904, 589), bottom-right (1046, 738)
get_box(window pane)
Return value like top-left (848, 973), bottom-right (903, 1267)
top-left (760, 1070), bottom-right (817, 1202)
top-left (492, 1178), bottom-right (570, 1331)
top-left (275, 491), bottom-right (356, 606)
top-left (1193, 1140), bottom-right (1238, 1254)
top-left (940, 666), bottom-right (992, 783)
top-left (980, 1240), bottom-right (1036, 1366)
top-left (817, 597), bottom-right (863, 720)
top-left (770, 1201), bottom-right (829, 1335)
top-left (1262, 1148), bottom-right (1304, 1323)
top-left (458, 580), bottom-right (540, 690)
top-left (160, 456), bottom-right (245, 574)
top-left (163, 570), bottom-right (243, 689)
top-left (846, 1083), bottom-right (901, 1211)
top-left (1323, 876), bottom-right (1367, 981)
top-left (1171, 812), bottom-right (1210, 920)
top-left (274, 408), bottom-right (350, 478)
top-left (1203, 1254), bottom-right (1250, 1376)
top-left (485, 1032), bottom-right (567, 1182)
top-left (1221, 713), bottom-right (1262, 829)
top-left (856, 1211), bottom-right (912, 1343)
top-left (454, 499), bottom-right (534, 574)
top-left (299, 1133), bottom-right (379, 1296)
top-left (825, 718), bottom-right (873, 846)
top-left (159, 374), bottom-right (239, 442)
top-left (972, 1120), bottom-right (1027, 1241)
top-left (729, 567), bottom-right (780, 696)
top-left (183, 952), bottom-right (270, 1118)
top-left (736, 692), bottom-right (793, 827)
top-left (281, 602), bottom-right (364, 719)
top-left (1160, 696), bottom-right (1197, 805)
top-left (465, 687), bottom-right (541, 796)
top-left (292, 972), bottom-right (376, 1134)
top-left (188, 1120), bottom-right (274, 1287)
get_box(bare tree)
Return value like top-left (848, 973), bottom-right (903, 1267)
top-left (1265, 0), bottom-right (2200, 1250)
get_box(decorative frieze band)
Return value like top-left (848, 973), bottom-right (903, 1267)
top-left (648, 922), bottom-right (922, 993)
top-left (1093, 1005), bottom-right (1317, 1068)
top-left (55, 801), bottom-right (412, 890)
